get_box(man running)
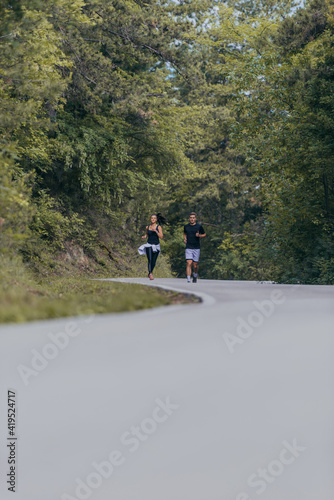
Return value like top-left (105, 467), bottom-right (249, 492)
top-left (183, 212), bottom-right (206, 283)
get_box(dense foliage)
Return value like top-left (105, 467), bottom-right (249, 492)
top-left (1, 0), bottom-right (333, 284)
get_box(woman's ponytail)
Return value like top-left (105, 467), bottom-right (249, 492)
top-left (153, 212), bottom-right (167, 225)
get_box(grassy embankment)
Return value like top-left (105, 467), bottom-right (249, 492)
top-left (0, 247), bottom-right (195, 324)
top-left (0, 256), bottom-right (197, 324)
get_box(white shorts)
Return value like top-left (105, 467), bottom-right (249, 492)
top-left (185, 248), bottom-right (200, 262)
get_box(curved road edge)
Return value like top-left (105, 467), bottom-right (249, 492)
top-left (98, 278), bottom-right (217, 306)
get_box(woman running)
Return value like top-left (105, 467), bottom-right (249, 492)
top-left (138, 213), bottom-right (166, 280)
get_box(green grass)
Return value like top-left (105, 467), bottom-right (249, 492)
top-left (0, 256), bottom-right (195, 324)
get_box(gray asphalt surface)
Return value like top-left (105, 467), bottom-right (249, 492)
top-left (1, 278), bottom-right (334, 500)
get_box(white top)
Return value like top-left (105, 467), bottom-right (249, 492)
top-left (138, 243), bottom-right (161, 255)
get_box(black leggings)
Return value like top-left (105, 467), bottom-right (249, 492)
top-left (146, 247), bottom-right (160, 273)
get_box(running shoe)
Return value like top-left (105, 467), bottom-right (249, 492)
top-left (192, 276), bottom-right (197, 283)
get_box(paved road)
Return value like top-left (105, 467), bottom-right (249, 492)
top-left (0, 278), bottom-right (334, 500)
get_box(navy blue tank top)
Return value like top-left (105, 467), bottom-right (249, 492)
top-left (147, 225), bottom-right (160, 245)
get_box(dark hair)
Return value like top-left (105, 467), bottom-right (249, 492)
top-left (189, 212), bottom-right (196, 216)
top-left (152, 212), bottom-right (167, 225)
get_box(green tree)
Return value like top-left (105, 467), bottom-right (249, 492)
top-left (0, 0), bottom-right (72, 254)
top-left (218, 0), bottom-right (334, 283)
